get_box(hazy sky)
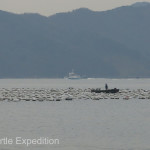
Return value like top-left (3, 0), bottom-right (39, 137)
top-left (0, 0), bottom-right (150, 16)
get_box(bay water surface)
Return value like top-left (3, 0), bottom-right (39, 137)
top-left (0, 78), bottom-right (150, 150)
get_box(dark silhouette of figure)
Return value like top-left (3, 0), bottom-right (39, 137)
top-left (105, 84), bottom-right (108, 90)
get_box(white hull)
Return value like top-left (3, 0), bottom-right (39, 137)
top-left (65, 70), bottom-right (81, 79)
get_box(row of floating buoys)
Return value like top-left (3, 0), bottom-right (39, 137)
top-left (0, 88), bottom-right (150, 102)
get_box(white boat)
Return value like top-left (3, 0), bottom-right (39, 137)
top-left (65, 70), bottom-right (81, 79)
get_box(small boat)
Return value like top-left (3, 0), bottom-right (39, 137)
top-left (65, 70), bottom-right (81, 79)
top-left (91, 88), bottom-right (119, 93)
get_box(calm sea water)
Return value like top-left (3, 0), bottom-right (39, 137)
top-left (0, 78), bottom-right (150, 89)
top-left (0, 78), bottom-right (150, 150)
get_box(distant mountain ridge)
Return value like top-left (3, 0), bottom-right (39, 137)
top-left (0, 2), bottom-right (150, 78)
top-left (131, 2), bottom-right (150, 7)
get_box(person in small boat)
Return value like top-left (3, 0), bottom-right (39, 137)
top-left (105, 84), bottom-right (108, 90)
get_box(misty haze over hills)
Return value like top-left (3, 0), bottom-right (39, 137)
top-left (0, 2), bottom-right (150, 78)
